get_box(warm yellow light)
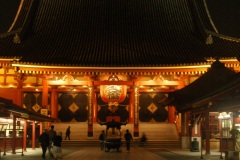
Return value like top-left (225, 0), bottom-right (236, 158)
top-left (218, 112), bottom-right (231, 119)
top-left (218, 113), bottom-right (223, 119)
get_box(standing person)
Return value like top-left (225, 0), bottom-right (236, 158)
top-left (124, 129), bottom-right (133, 151)
top-left (98, 130), bottom-right (105, 150)
top-left (52, 132), bottom-right (63, 160)
top-left (47, 125), bottom-right (57, 158)
top-left (39, 129), bottom-right (49, 160)
top-left (65, 126), bottom-right (71, 140)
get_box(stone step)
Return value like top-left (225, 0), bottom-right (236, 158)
top-left (53, 123), bottom-right (179, 141)
top-left (61, 140), bottom-right (181, 148)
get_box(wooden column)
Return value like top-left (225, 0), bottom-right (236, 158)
top-left (168, 106), bottom-right (176, 123)
top-left (42, 77), bottom-right (49, 107)
top-left (16, 83), bottom-right (25, 151)
top-left (23, 119), bottom-right (27, 151)
top-left (133, 81), bottom-right (139, 137)
top-left (42, 77), bottom-right (50, 128)
top-left (181, 112), bottom-right (188, 136)
top-left (129, 89), bottom-right (134, 123)
top-left (87, 80), bottom-right (93, 137)
top-left (50, 88), bottom-right (58, 121)
top-left (189, 111), bottom-right (193, 149)
top-left (39, 122), bottom-right (43, 148)
top-left (12, 116), bottom-right (16, 154)
top-left (32, 121), bottom-right (36, 149)
top-left (93, 88), bottom-right (97, 123)
top-left (205, 111), bottom-right (211, 154)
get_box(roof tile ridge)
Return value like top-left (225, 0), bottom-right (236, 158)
top-left (207, 30), bottom-right (240, 43)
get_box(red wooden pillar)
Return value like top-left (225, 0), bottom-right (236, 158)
top-left (42, 77), bottom-right (50, 128)
top-left (39, 122), bottom-right (43, 135)
top-left (42, 78), bottom-right (49, 107)
top-left (32, 121), bottom-right (36, 149)
top-left (16, 79), bottom-right (25, 151)
top-left (87, 81), bottom-right (94, 137)
top-left (168, 106), bottom-right (176, 123)
top-left (15, 73), bottom-right (23, 106)
top-left (39, 122), bottom-right (43, 149)
top-left (133, 81), bottom-right (139, 137)
top-left (23, 119), bottom-right (27, 151)
top-left (51, 88), bottom-right (58, 121)
top-left (12, 116), bottom-right (16, 154)
top-left (93, 88), bottom-right (97, 123)
top-left (205, 111), bottom-right (211, 155)
top-left (129, 89), bottom-right (134, 123)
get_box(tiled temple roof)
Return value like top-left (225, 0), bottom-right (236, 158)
top-left (0, 97), bottom-right (55, 122)
top-left (0, 0), bottom-right (240, 67)
top-left (168, 60), bottom-right (237, 112)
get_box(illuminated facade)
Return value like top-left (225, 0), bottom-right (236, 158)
top-left (0, 0), bottom-right (240, 152)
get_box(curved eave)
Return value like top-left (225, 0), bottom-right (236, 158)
top-left (12, 63), bottom-right (211, 69)
top-left (9, 58), bottom-right (240, 75)
top-left (11, 62), bottom-right (214, 75)
top-left (0, 100), bottom-right (55, 122)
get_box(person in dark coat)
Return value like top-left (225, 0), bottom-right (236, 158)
top-left (47, 125), bottom-right (57, 157)
top-left (65, 126), bottom-right (71, 140)
top-left (52, 132), bottom-right (63, 159)
top-left (98, 130), bottom-right (105, 150)
top-left (39, 129), bottom-right (50, 159)
top-left (124, 129), bottom-right (133, 151)
top-left (140, 133), bottom-right (147, 146)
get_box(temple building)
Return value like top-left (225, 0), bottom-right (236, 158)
top-left (0, 0), bottom-right (240, 153)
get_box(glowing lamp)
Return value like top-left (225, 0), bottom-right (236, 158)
top-left (100, 75), bottom-right (127, 103)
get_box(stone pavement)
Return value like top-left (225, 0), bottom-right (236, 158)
top-left (0, 146), bottom-right (225, 160)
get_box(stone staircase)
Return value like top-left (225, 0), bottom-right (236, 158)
top-left (54, 122), bottom-right (181, 148)
top-left (61, 140), bottom-right (181, 148)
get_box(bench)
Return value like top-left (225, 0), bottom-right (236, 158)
top-left (225, 150), bottom-right (240, 160)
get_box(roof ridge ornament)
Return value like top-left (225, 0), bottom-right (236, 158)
top-left (13, 33), bottom-right (21, 44)
top-left (206, 35), bottom-right (213, 44)
top-left (108, 75), bottom-right (121, 81)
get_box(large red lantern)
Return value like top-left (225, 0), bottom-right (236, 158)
top-left (100, 75), bottom-right (127, 103)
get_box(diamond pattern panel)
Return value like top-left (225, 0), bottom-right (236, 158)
top-left (58, 93), bottom-right (88, 122)
top-left (23, 92), bottom-right (50, 113)
top-left (139, 93), bottom-right (168, 122)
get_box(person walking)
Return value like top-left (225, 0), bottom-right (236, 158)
top-left (52, 132), bottom-right (63, 160)
top-left (39, 129), bottom-right (49, 159)
top-left (98, 130), bottom-right (105, 150)
top-left (47, 125), bottom-right (57, 157)
top-left (124, 129), bottom-right (133, 151)
top-left (65, 126), bottom-right (71, 140)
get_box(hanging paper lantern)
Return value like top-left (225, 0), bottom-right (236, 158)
top-left (100, 85), bottom-right (127, 103)
top-left (100, 75), bottom-right (127, 103)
